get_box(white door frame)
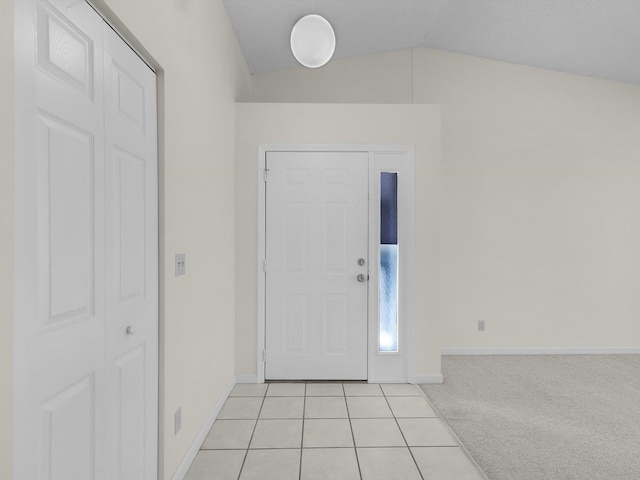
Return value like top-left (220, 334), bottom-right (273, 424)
top-left (257, 145), bottom-right (416, 384)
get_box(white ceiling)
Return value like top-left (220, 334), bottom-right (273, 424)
top-left (222, 0), bottom-right (640, 85)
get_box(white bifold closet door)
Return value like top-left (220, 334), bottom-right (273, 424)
top-left (103, 13), bottom-right (158, 480)
top-left (14, 1), bottom-right (158, 479)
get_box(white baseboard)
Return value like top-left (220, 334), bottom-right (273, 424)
top-left (442, 347), bottom-right (640, 356)
top-left (235, 373), bottom-right (259, 384)
top-left (411, 374), bottom-right (444, 384)
top-left (368, 378), bottom-right (407, 384)
top-left (170, 376), bottom-right (237, 480)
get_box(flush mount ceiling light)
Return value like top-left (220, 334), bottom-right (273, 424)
top-left (290, 14), bottom-right (336, 68)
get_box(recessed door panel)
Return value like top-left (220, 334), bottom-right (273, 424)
top-left (37, 114), bottom-right (95, 327)
top-left (36, 1), bottom-right (94, 98)
top-left (283, 294), bottom-right (309, 354)
top-left (113, 63), bottom-right (145, 131)
top-left (39, 374), bottom-right (96, 480)
top-left (114, 148), bottom-right (146, 303)
top-left (325, 203), bottom-right (347, 272)
top-left (324, 295), bottom-right (349, 354)
top-left (113, 346), bottom-right (146, 479)
top-left (284, 205), bottom-right (307, 272)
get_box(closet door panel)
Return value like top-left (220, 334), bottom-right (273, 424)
top-left (14, 1), bottom-right (106, 479)
top-left (104, 23), bottom-right (159, 480)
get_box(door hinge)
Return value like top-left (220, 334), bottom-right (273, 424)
top-left (263, 259), bottom-right (267, 272)
top-left (263, 168), bottom-right (269, 182)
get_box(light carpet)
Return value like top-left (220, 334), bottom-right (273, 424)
top-left (421, 355), bottom-right (640, 480)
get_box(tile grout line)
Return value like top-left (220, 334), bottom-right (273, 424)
top-left (232, 445), bottom-right (406, 450)
top-left (382, 387), bottom-right (426, 480)
top-left (298, 383), bottom-right (307, 480)
top-left (215, 445), bottom-right (421, 450)
top-left (204, 445), bottom-right (441, 451)
top-left (344, 383), bottom-right (364, 480)
top-left (235, 385), bottom-right (269, 480)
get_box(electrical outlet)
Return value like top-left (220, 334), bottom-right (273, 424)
top-left (175, 406), bottom-right (182, 435)
top-left (175, 254), bottom-right (186, 276)
top-left (478, 320), bottom-right (486, 332)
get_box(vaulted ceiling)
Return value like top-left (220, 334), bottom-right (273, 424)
top-left (223, 0), bottom-right (640, 85)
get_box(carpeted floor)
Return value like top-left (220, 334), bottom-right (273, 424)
top-left (421, 355), bottom-right (640, 480)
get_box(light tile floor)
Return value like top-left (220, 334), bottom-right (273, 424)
top-left (185, 383), bottom-right (485, 480)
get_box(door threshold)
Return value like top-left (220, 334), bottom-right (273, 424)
top-left (265, 380), bottom-right (369, 384)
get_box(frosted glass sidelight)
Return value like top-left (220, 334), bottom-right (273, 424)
top-left (380, 244), bottom-right (398, 352)
top-left (379, 173), bottom-right (398, 352)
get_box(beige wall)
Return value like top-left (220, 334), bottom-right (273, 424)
top-left (235, 103), bottom-right (442, 378)
top-left (251, 48), bottom-right (640, 351)
top-left (99, 1), bottom-right (251, 477)
top-left (0, 2), bottom-right (14, 478)
top-left (251, 50), bottom-right (412, 104)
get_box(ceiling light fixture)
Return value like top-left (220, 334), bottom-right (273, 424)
top-left (290, 14), bottom-right (336, 68)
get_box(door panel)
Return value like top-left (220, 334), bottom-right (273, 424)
top-left (284, 294), bottom-right (308, 353)
top-left (36, 1), bottom-right (95, 99)
top-left (112, 346), bottom-right (146, 480)
top-left (15, 1), bottom-right (157, 479)
top-left (37, 113), bottom-right (96, 327)
top-left (15, 2), bottom-right (106, 479)
top-left (104, 23), bottom-right (158, 480)
top-left (266, 152), bottom-right (368, 380)
top-left (39, 374), bottom-right (96, 480)
top-left (324, 294), bottom-right (349, 354)
top-left (113, 147), bottom-right (146, 302)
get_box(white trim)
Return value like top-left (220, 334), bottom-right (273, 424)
top-left (85, 0), bottom-right (156, 72)
top-left (257, 145), bottom-right (416, 383)
top-left (367, 150), bottom-right (416, 384)
top-left (401, 151), bottom-right (416, 383)
top-left (235, 373), bottom-right (259, 384)
top-left (371, 379), bottom-right (411, 384)
top-left (257, 146), bottom-right (267, 384)
top-left (260, 144), bottom-right (414, 153)
top-left (170, 376), bottom-right (236, 480)
top-left (411, 374), bottom-right (444, 384)
top-left (442, 347), bottom-right (640, 356)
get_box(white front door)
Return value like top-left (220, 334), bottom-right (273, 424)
top-left (14, 1), bottom-right (157, 479)
top-left (265, 152), bottom-right (369, 380)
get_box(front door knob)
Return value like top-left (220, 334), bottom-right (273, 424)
top-left (357, 273), bottom-right (366, 282)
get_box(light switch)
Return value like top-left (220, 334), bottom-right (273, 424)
top-left (175, 254), bottom-right (186, 276)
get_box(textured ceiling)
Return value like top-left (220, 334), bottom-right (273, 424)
top-left (223, 0), bottom-right (640, 85)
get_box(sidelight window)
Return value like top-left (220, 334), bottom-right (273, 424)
top-left (379, 172), bottom-right (399, 352)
